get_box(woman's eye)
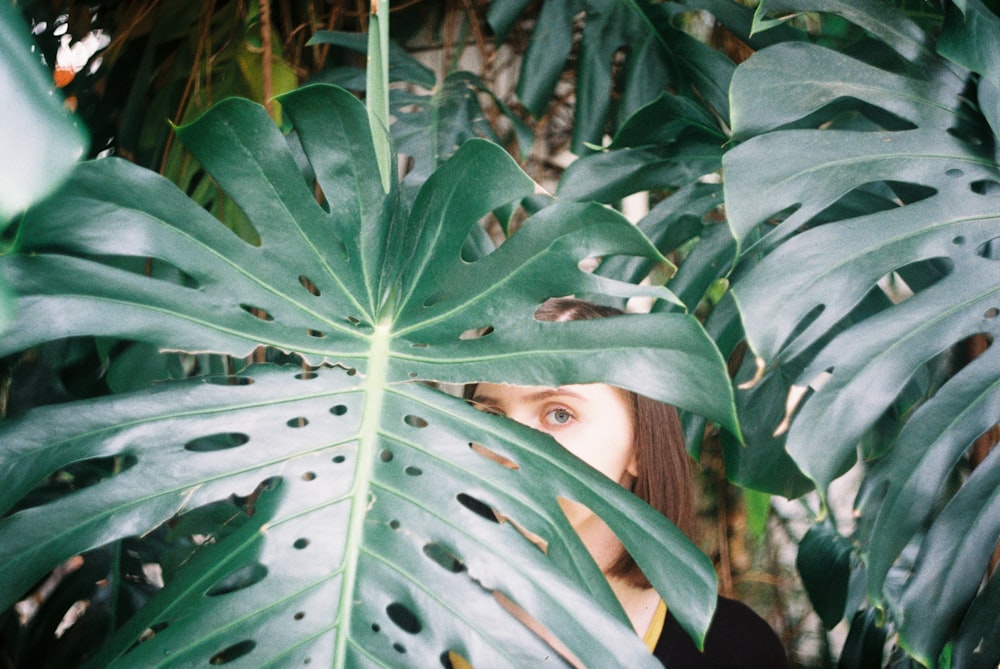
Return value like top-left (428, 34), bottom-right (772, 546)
top-left (545, 408), bottom-right (573, 425)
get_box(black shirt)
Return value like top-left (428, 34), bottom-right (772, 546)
top-left (653, 596), bottom-right (789, 668)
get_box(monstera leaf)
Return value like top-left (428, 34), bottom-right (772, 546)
top-left (726, 1), bottom-right (1000, 664)
top-left (0, 83), bottom-right (737, 667)
top-left (553, 9), bottom-right (813, 496)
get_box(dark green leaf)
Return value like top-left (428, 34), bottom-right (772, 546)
top-left (485, 0), bottom-right (535, 44)
top-left (752, 0), bottom-right (935, 64)
top-left (559, 141), bottom-right (724, 203)
top-left (727, 3), bottom-right (1000, 659)
top-left (730, 43), bottom-right (967, 142)
top-left (515, 0), bottom-right (584, 120)
top-left (796, 523), bottom-right (851, 629)
top-left (862, 355), bottom-right (1000, 597)
top-left (951, 567), bottom-right (1000, 669)
top-left (896, 445), bottom-right (1000, 665)
top-left (837, 608), bottom-right (886, 669)
top-left (938, 0), bottom-right (1000, 135)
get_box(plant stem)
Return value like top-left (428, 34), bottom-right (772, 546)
top-left (366, 0), bottom-right (392, 193)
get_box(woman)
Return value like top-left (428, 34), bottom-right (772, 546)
top-left (465, 298), bottom-right (789, 668)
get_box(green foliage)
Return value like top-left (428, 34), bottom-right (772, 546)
top-left (493, 0), bottom-right (740, 155)
top-left (0, 72), bottom-right (734, 666)
top-left (537, 0), bottom-right (999, 663)
top-left (7, 0), bottom-right (1000, 666)
top-left (727, 1), bottom-right (1000, 665)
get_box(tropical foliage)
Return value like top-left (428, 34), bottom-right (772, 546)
top-left (726, 2), bottom-right (1000, 666)
top-left (0, 2), bottom-right (731, 667)
top-left (2, 0), bottom-right (999, 668)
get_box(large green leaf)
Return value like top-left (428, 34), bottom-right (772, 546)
top-left (0, 84), bottom-right (735, 665)
top-left (726, 0), bottom-right (1000, 664)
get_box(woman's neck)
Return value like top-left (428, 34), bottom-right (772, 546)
top-left (609, 577), bottom-right (661, 636)
top-left (566, 504), bottom-right (662, 636)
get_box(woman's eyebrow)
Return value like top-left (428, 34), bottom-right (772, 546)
top-left (525, 388), bottom-right (586, 402)
top-left (472, 388), bottom-right (586, 405)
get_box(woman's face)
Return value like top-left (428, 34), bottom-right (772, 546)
top-left (471, 382), bottom-right (637, 528)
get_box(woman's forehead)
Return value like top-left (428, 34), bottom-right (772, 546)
top-left (473, 382), bottom-right (615, 405)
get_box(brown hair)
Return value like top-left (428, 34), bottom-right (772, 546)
top-left (530, 298), bottom-right (696, 588)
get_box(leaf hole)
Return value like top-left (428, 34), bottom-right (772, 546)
top-left (947, 126), bottom-right (982, 145)
top-left (204, 375), bottom-right (254, 386)
top-left (971, 179), bottom-right (1000, 195)
top-left (347, 316), bottom-right (361, 326)
top-left (469, 442), bottom-right (520, 470)
top-left (296, 371), bottom-right (318, 380)
top-left (286, 417), bottom-right (309, 428)
top-left (380, 449), bottom-right (394, 463)
top-left (442, 651), bottom-right (470, 668)
top-left (946, 168), bottom-right (964, 178)
top-left (953, 236), bottom-right (966, 245)
top-left (299, 276), bottom-right (321, 296)
top-left (404, 415), bottom-right (428, 428)
top-left (499, 508), bottom-right (550, 554)
top-left (293, 538), bottom-right (310, 550)
top-left (876, 271), bottom-right (915, 305)
top-left (302, 472), bottom-right (317, 481)
top-left (386, 602), bottom-right (422, 635)
top-left (294, 612), bottom-right (305, 621)
top-left (206, 563), bottom-right (268, 597)
top-left (393, 643), bottom-right (406, 654)
top-left (423, 293), bottom-right (441, 308)
top-left (209, 640), bottom-right (256, 664)
top-left (139, 620), bottom-right (169, 642)
top-left (459, 326), bottom-right (494, 340)
top-left (456, 493), bottom-right (499, 523)
top-left (423, 542), bottom-right (465, 573)
top-left (389, 519), bottom-right (401, 530)
top-left (408, 372), bottom-right (418, 378)
top-left (976, 237), bottom-right (1000, 260)
top-left (985, 308), bottom-right (999, 319)
top-left (371, 623), bottom-right (381, 633)
top-left (404, 466), bottom-right (422, 476)
top-left (240, 304), bottom-right (274, 322)
top-left (12, 453), bottom-right (139, 517)
top-left (330, 405), bottom-right (348, 416)
top-left (185, 433), bottom-right (250, 452)
top-left (332, 455), bottom-right (347, 464)
top-left (410, 342), bottom-right (428, 348)
top-left (306, 329), bottom-right (325, 338)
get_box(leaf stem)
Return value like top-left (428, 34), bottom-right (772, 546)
top-left (366, 0), bottom-right (392, 193)
top-left (334, 316), bottom-right (392, 666)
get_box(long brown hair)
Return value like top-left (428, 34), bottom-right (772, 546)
top-left (530, 298), bottom-right (696, 588)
